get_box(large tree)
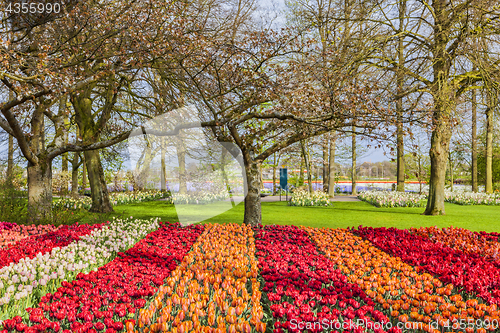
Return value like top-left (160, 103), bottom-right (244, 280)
top-left (0, 0), bottom-right (194, 221)
top-left (164, 18), bottom-right (390, 225)
top-left (359, 0), bottom-right (500, 215)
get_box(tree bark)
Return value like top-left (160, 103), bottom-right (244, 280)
top-left (72, 87), bottom-right (113, 211)
top-left (298, 157), bottom-right (304, 187)
top-left (260, 166), bottom-right (264, 190)
top-left (423, 0), bottom-right (454, 215)
top-left (301, 140), bottom-right (313, 194)
top-left (449, 153), bottom-right (454, 192)
top-left (471, 86), bottom-right (478, 192)
top-left (71, 152), bottom-right (80, 197)
top-left (272, 153), bottom-right (277, 195)
top-left (176, 131), bottom-right (187, 194)
top-left (418, 155), bottom-right (423, 194)
top-left (82, 155), bottom-right (87, 191)
top-left (7, 134), bottom-right (14, 182)
top-left (161, 139), bottom-right (166, 191)
top-left (84, 149), bottom-right (114, 213)
top-left (486, 101), bottom-right (494, 193)
top-left (243, 160), bottom-right (262, 226)
top-left (328, 134), bottom-right (337, 197)
top-left (352, 127), bottom-right (357, 196)
top-left (27, 104), bottom-right (53, 222)
top-left (424, 129), bottom-right (449, 215)
top-left (60, 96), bottom-right (69, 194)
top-left (136, 143), bottom-right (159, 191)
top-left (6, 91), bottom-right (15, 184)
top-left (323, 137), bottom-right (329, 192)
top-left (27, 159), bottom-right (53, 222)
top-left (396, 0), bottom-right (406, 192)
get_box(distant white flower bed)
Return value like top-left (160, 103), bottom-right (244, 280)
top-left (172, 191), bottom-right (230, 205)
top-left (288, 190), bottom-right (331, 207)
top-left (358, 190), bottom-right (426, 208)
top-left (54, 190), bottom-right (170, 210)
top-left (444, 191), bottom-right (500, 205)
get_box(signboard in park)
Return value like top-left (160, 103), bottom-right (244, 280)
top-left (280, 168), bottom-right (288, 189)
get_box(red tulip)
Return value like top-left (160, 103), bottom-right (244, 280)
top-left (94, 323), bottom-right (105, 332)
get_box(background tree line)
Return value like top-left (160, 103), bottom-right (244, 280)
top-left (1, 0), bottom-right (499, 225)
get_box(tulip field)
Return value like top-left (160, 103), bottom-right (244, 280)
top-left (1, 221), bottom-right (500, 333)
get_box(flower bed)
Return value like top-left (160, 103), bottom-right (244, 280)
top-left (53, 191), bottom-right (171, 210)
top-left (305, 226), bottom-right (498, 332)
top-left (0, 217), bottom-right (160, 320)
top-left (1, 222), bottom-right (203, 333)
top-left (254, 225), bottom-right (391, 333)
top-left (353, 226), bottom-right (500, 304)
top-left (412, 226), bottom-right (500, 264)
top-left (4, 222), bottom-right (500, 332)
top-left (0, 223), bottom-right (16, 232)
top-left (134, 223), bottom-right (264, 333)
top-left (0, 223), bottom-right (102, 270)
top-left (444, 192), bottom-right (500, 205)
top-left (171, 191), bottom-right (229, 205)
top-left (288, 190), bottom-right (331, 207)
top-left (358, 191), bottom-right (426, 208)
top-left (0, 225), bottom-right (59, 249)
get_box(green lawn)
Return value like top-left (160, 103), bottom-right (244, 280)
top-left (81, 200), bottom-right (500, 232)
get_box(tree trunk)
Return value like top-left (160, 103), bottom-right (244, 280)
top-left (396, 123), bottom-right (405, 191)
top-left (137, 144), bottom-right (159, 191)
top-left (27, 159), bottom-right (53, 223)
top-left (71, 153), bottom-right (80, 197)
top-left (323, 137), bottom-right (329, 192)
top-left (424, 124), bottom-right (451, 215)
top-left (161, 140), bottom-right (166, 191)
top-left (27, 103), bottom-right (53, 223)
top-left (82, 155), bottom-right (87, 191)
top-left (243, 160), bottom-right (262, 226)
top-left (7, 91), bottom-right (15, 184)
top-left (260, 167), bottom-right (264, 190)
top-left (471, 86), bottom-right (478, 192)
top-left (7, 134), bottom-right (14, 182)
top-left (328, 135), bottom-right (337, 197)
top-left (449, 153), bottom-right (454, 192)
top-left (486, 102), bottom-right (494, 193)
top-left (60, 96), bottom-right (69, 195)
top-left (176, 132), bottom-right (187, 194)
top-left (352, 128), bottom-right (357, 196)
top-left (424, 1), bottom-right (453, 216)
top-left (72, 84), bottom-right (113, 211)
top-left (298, 157), bottom-right (304, 187)
top-left (418, 155), bottom-right (423, 194)
top-left (84, 149), bottom-right (114, 213)
top-left (272, 153), bottom-right (277, 195)
top-left (396, 0), bottom-right (406, 192)
top-left (300, 140), bottom-right (313, 194)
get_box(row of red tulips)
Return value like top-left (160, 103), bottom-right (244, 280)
top-left (2, 222), bottom-right (204, 333)
top-left (352, 226), bottom-right (500, 305)
top-left (0, 223), bottom-right (104, 269)
top-left (411, 227), bottom-right (500, 267)
top-left (254, 225), bottom-right (394, 333)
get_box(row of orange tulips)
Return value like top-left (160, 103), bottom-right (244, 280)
top-left (304, 227), bottom-right (499, 333)
top-left (131, 224), bottom-right (265, 333)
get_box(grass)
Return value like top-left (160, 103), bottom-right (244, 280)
top-left (76, 200), bottom-right (500, 232)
